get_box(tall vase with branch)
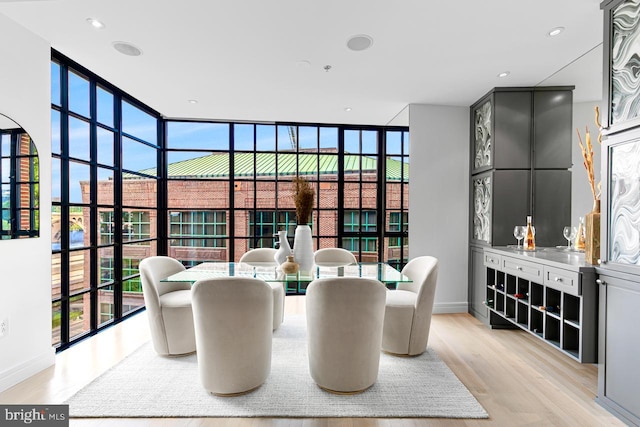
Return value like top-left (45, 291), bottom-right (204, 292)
top-left (576, 106), bottom-right (602, 264)
top-left (292, 176), bottom-right (315, 273)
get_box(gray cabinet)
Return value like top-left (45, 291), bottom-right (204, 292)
top-left (483, 247), bottom-right (597, 363)
top-left (533, 89), bottom-right (574, 169)
top-left (469, 246), bottom-right (488, 323)
top-left (472, 90), bottom-right (532, 174)
top-left (471, 169), bottom-right (530, 246)
top-left (597, 2), bottom-right (640, 422)
top-left (597, 60), bottom-right (640, 427)
top-left (596, 270), bottom-right (640, 426)
top-left (469, 86), bottom-right (573, 249)
top-left (471, 87), bottom-right (573, 175)
top-left (469, 86), bottom-right (574, 321)
top-left (600, 127), bottom-right (640, 275)
top-left (533, 169), bottom-right (572, 248)
top-left (601, 0), bottom-right (640, 134)
top-left (470, 167), bottom-right (571, 248)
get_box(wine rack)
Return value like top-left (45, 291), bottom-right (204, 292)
top-left (483, 247), bottom-right (597, 363)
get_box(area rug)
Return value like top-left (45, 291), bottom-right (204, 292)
top-left (65, 315), bottom-right (488, 418)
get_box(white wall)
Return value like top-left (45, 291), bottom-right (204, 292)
top-left (408, 104), bottom-right (469, 313)
top-left (572, 101), bottom-right (604, 223)
top-left (0, 13), bottom-right (54, 392)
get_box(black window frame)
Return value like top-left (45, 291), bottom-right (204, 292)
top-left (52, 50), bottom-right (409, 351)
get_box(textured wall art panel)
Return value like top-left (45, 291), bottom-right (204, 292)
top-left (611, 0), bottom-right (640, 125)
top-left (474, 101), bottom-right (492, 170)
top-left (473, 175), bottom-right (492, 243)
top-left (609, 138), bottom-right (640, 265)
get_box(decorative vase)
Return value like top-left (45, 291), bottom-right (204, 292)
top-left (281, 255), bottom-right (299, 275)
top-left (293, 225), bottom-right (314, 273)
top-left (274, 230), bottom-right (291, 265)
top-left (585, 199), bottom-right (601, 265)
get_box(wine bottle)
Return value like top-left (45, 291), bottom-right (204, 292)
top-left (575, 216), bottom-right (586, 251)
top-left (524, 215), bottom-right (536, 250)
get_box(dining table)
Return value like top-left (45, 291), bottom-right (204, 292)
top-left (161, 261), bottom-right (412, 294)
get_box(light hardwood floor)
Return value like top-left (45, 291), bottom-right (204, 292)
top-left (0, 296), bottom-right (625, 426)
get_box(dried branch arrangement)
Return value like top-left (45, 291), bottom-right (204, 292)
top-left (576, 106), bottom-right (603, 202)
top-left (293, 176), bottom-right (315, 224)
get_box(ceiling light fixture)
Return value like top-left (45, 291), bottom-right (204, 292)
top-left (112, 41), bottom-right (143, 57)
top-left (547, 26), bottom-right (565, 37)
top-left (344, 107), bottom-right (352, 112)
top-left (86, 18), bottom-right (105, 29)
top-left (188, 99), bottom-right (198, 104)
top-left (497, 71), bottom-right (510, 78)
top-left (346, 34), bottom-right (373, 51)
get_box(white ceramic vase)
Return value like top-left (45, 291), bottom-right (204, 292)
top-left (274, 230), bottom-right (292, 265)
top-left (293, 225), bottom-right (314, 273)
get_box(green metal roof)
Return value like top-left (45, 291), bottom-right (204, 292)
top-left (136, 152), bottom-right (408, 181)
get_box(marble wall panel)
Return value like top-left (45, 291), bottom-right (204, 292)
top-left (473, 175), bottom-right (491, 243)
top-left (474, 101), bottom-right (492, 170)
top-left (609, 138), bottom-right (640, 265)
top-left (611, 0), bottom-right (640, 125)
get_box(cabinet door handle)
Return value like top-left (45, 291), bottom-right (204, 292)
top-left (554, 277), bottom-right (563, 282)
top-left (596, 279), bottom-right (606, 286)
top-left (516, 266), bottom-right (523, 271)
top-left (488, 258), bottom-right (494, 263)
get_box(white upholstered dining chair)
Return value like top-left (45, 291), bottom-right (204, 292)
top-left (239, 248), bottom-right (278, 265)
top-left (139, 256), bottom-right (196, 356)
top-left (313, 247), bottom-right (357, 267)
top-left (239, 248), bottom-right (284, 331)
top-left (382, 256), bottom-right (439, 356)
top-left (191, 277), bottom-right (273, 395)
top-left (306, 277), bottom-right (387, 393)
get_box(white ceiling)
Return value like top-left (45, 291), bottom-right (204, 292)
top-left (0, 0), bottom-right (604, 126)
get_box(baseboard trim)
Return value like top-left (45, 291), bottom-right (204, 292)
top-left (0, 347), bottom-right (55, 393)
top-left (433, 302), bottom-right (468, 314)
top-left (596, 396), bottom-right (640, 426)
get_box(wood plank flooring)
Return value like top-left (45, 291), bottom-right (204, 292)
top-left (0, 296), bottom-right (625, 426)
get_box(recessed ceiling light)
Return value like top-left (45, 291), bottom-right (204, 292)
top-left (112, 41), bottom-right (143, 57)
top-left (346, 34), bottom-right (373, 51)
top-left (497, 71), bottom-right (510, 78)
top-left (86, 18), bottom-right (105, 29)
top-left (344, 107), bottom-right (352, 112)
top-left (188, 99), bottom-right (198, 104)
top-left (548, 27), bottom-right (565, 37)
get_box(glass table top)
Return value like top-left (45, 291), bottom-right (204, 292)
top-left (162, 262), bottom-right (411, 286)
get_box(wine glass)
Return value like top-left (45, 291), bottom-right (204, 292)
top-left (563, 226), bottom-right (577, 249)
top-left (513, 226), bottom-right (526, 249)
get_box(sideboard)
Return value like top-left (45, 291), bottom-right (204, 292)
top-left (482, 247), bottom-right (598, 363)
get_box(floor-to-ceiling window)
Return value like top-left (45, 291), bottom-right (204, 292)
top-left (51, 52), bottom-right (161, 350)
top-left (51, 51), bottom-right (408, 350)
top-left (163, 122), bottom-right (409, 269)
